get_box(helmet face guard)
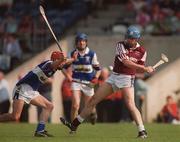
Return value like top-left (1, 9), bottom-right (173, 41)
top-left (125, 26), bottom-right (141, 39)
top-left (75, 33), bottom-right (88, 51)
top-left (51, 51), bottom-right (64, 61)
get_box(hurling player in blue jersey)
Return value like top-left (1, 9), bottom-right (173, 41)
top-left (0, 51), bottom-right (76, 137)
top-left (62, 33), bottom-right (101, 125)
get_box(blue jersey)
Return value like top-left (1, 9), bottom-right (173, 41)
top-left (66, 47), bottom-right (100, 81)
top-left (16, 60), bottom-right (56, 90)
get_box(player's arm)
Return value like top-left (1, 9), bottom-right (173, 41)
top-left (51, 57), bottom-right (66, 69)
top-left (61, 68), bottom-right (72, 82)
top-left (91, 53), bottom-right (101, 83)
top-left (122, 59), bottom-right (153, 73)
top-left (52, 58), bottom-right (75, 70)
top-left (44, 76), bottom-right (53, 83)
top-left (94, 68), bottom-right (101, 78)
top-left (60, 51), bottom-right (78, 81)
top-left (62, 51), bottom-right (78, 66)
top-left (64, 51), bottom-right (78, 65)
top-left (116, 44), bottom-right (153, 73)
top-left (52, 51), bottom-right (78, 70)
top-left (122, 59), bottom-right (144, 71)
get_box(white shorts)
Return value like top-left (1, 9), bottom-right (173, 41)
top-left (71, 82), bottom-right (94, 96)
top-left (13, 84), bottom-right (40, 104)
top-left (106, 73), bottom-right (135, 92)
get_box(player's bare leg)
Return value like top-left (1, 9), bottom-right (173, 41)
top-left (81, 83), bottom-right (113, 118)
top-left (122, 87), bottom-right (147, 138)
top-left (31, 95), bottom-right (54, 122)
top-left (0, 100), bottom-right (24, 122)
top-left (71, 90), bottom-right (81, 122)
top-left (60, 82), bottom-right (113, 133)
top-left (30, 95), bottom-right (54, 137)
top-left (84, 95), bottom-right (97, 125)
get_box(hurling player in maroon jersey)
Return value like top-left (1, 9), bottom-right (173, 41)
top-left (60, 26), bottom-right (154, 138)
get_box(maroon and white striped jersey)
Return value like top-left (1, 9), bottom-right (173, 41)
top-left (113, 41), bottom-right (147, 75)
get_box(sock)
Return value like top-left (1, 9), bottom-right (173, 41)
top-left (138, 125), bottom-right (145, 132)
top-left (36, 121), bottom-right (45, 132)
top-left (72, 115), bottom-right (84, 128)
top-left (77, 115), bottom-right (84, 122)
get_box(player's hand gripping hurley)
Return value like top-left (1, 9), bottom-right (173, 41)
top-left (153, 53), bottom-right (169, 69)
top-left (39, 5), bottom-right (62, 52)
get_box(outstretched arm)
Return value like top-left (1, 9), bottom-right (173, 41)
top-left (61, 68), bottom-right (73, 82)
top-left (63, 51), bottom-right (78, 66)
top-left (51, 51), bottom-right (78, 70)
top-left (122, 59), bottom-right (154, 73)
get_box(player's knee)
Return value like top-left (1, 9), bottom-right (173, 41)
top-left (88, 97), bottom-right (96, 108)
top-left (11, 114), bottom-right (20, 121)
top-left (46, 102), bottom-right (54, 111)
top-left (71, 103), bottom-right (80, 111)
top-left (49, 103), bottom-right (54, 111)
top-left (126, 102), bottom-right (136, 112)
top-left (85, 102), bottom-right (95, 112)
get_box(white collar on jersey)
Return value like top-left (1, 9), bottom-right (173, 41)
top-left (131, 42), bottom-right (140, 50)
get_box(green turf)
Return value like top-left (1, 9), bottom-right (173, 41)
top-left (0, 123), bottom-right (180, 142)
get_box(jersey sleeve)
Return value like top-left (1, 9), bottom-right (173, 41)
top-left (92, 53), bottom-right (101, 71)
top-left (138, 51), bottom-right (147, 65)
top-left (92, 53), bottom-right (99, 65)
top-left (62, 52), bottom-right (73, 69)
top-left (116, 43), bottom-right (129, 62)
top-left (41, 61), bottom-right (53, 71)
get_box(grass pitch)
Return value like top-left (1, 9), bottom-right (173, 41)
top-left (0, 123), bottom-right (180, 142)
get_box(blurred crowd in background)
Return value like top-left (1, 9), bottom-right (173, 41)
top-left (0, 0), bottom-right (179, 72)
top-left (120, 0), bottom-right (180, 36)
top-left (0, 0), bottom-right (180, 123)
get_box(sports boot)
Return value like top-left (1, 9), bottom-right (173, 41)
top-left (137, 130), bottom-right (147, 138)
top-left (34, 130), bottom-right (53, 137)
top-left (60, 117), bottom-right (77, 134)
